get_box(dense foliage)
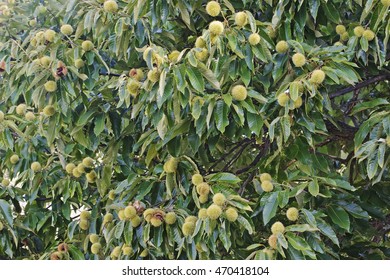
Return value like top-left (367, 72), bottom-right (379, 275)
top-left (0, 0), bottom-right (389, 260)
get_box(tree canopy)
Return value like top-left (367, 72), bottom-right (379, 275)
top-left (0, 0), bottom-right (389, 260)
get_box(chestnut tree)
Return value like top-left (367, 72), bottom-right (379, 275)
top-left (0, 0), bottom-right (389, 260)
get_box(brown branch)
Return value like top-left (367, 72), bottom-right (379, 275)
top-left (99, 71), bottom-right (121, 77)
top-left (207, 138), bottom-right (252, 173)
top-left (238, 170), bottom-right (256, 196)
top-left (329, 74), bottom-right (390, 99)
top-left (315, 138), bottom-right (332, 147)
top-left (324, 119), bottom-right (358, 139)
top-left (222, 141), bottom-right (252, 172)
top-left (310, 150), bottom-right (349, 164)
top-left (236, 138), bottom-right (270, 175)
top-left (344, 89), bottom-right (360, 115)
top-left (236, 151), bottom-right (263, 175)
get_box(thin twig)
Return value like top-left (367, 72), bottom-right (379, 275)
top-left (344, 89), bottom-right (360, 116)
top-left (207, 138), bottom-right (251, 173)
top-left (238, 170), bottom-right (256, 196)
top-left (222, 141), bottom-right (252, 172)
top-left (315, 138), bottom-right (332, 147)
top-left (236, 138), bottom-right (270, 175)
top-left (99, 71), bottom-right (121, 77)
top-left (311, 151), bottom-right (349, 163)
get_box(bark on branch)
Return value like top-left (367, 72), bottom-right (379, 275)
top-left (329, 74), bottom-right (390, 99)
top-left (236, 138), bottom-right (270, 175)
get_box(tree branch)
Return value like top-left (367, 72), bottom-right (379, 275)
top-left (236, 138), bottom-right (270, 175)
top-left (310, 150), bottom-right (349, 164)
top-left (222, 141), bottom-right (252, 172)
top-left (99, 71), bottom-right (121, 77)
top-left (329, 74), bottom-right (390, 99)
top-left (206, 138), bottom-right (252, 173)
top-left (238, 170), bottom-right (256, 196)
top-left (344, 89), bottom-right (360, 116)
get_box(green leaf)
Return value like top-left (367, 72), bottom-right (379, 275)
top-left (94, 113), bottom-right (105, 136)
top-left (237, 215), bottom-right (254, 235)
top-left (158, 69), bottom-right (167, 97)
top-left (72, 129), bottom-right (90, 148)
top-left (177, 0), bottom-right (194, 31)
top-left (331, 62), bottom-right (360, 85)
top-left (244, 44), bottom-right (254, 71)
top-left (174, 65), bottom-right (186, 92)
top-left (286, 232), bottom-right (311, 251)
top-left (286, 246), bottom-right (305, 260)
top-left (297, 115), bottom-right (315, 133)
top-left (68, 244), bottom-right (85, 260)
top-left (246, 112), bottom-right (263, 136)
top-left (160, 119), bottom-right (191, 146)
top-left (153, 226), bottom-right (164, 248)
top-left (232, 103), bottom-right (245, 125)
top-left (227, 200), bottom-right (252, 212)
top-left (135, 182), bottom-right (154, 201)
top-left (196, 62), bottom-right (220, 90)
top-left (26, 71), bottom-right (48, 91)
top-left (93, 49), bottom-right (110, 74)
top-left (306, 233), bottom-right (325, 254)
top-left (280, 115), bottom-right (291, 141)
top-left (309, 0), bottom-right (320, 21)
top-left (191, 98), bottom-right (202, 121)
top-left (143, 223), bottom-right (150, 243)
top-left (252, 44), bottom-right (268, 62)
top-left (0, 199), bottom-right (13, 227)
top-left (317, 177), bottom-right (356, 191)
top-left (124, 222), bottom-right (134, 244)
top-left (277, 190), bottom-right (289, 208)
top-left (316, 218), bottom-right (339, 246)
top-left (269, 117), bottom-right (279, 142)
top-left (367, 150), bottom-right (378, 179)
top-left (187, 66), bottom-right (204, 92)
top-left (262, 192), bottom-right (278, 225)
top-left (285, 224), bottom-right (318, 232)
top-left (219, 222), bottom-right (232, 251)
top-left (246, 243), bottom-right (262, 250)
top-left (67, 221), bottom-right (78, 241)
top-left (308, 179), bottom-right (319, 197)
top-left (277, 232), bottom-right (288, 249)
top-left (222, 94), bottom-right (232, 107)
top-left (44, 116), bottom-right (58, 146)
top-left (76, 108), bottom-right (97, 126)
top-left (115, 220), bottom-right (125, 239)
top-left (247, 89), bottom-right (268, 103)
top-left (338, 201), bottom-right (370, 220)
top-left (157, 114), bottom-right (168, 140)
top-left (327, 205), bottom-right (350, 231)
top-left (360, 37), bottom-right (369, 52)
top-left (321, 1), bottom-right (340, 23)
top-left (192, 184), bottom-right (200, 209)
top-left (322, 66), bottom-right (340, 84)
top-left (354, 111), bottom-right (389, 149)
top-left (289, 82), bottom-right (299, 101)
top-left (166, 172), bottom-right (175, 199)
top-left (206, 172), bottom-right (241, 184)
top-left (215, 100), bottom-right (229, 133)
top-left (37, 213), bottom-right (50, 231)
top-left (227, 33), bottom-right (245, 58)
top-left (377, 142), bottom-right (386, 168)
top-left (98, 165), bottom-right (112, 197)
